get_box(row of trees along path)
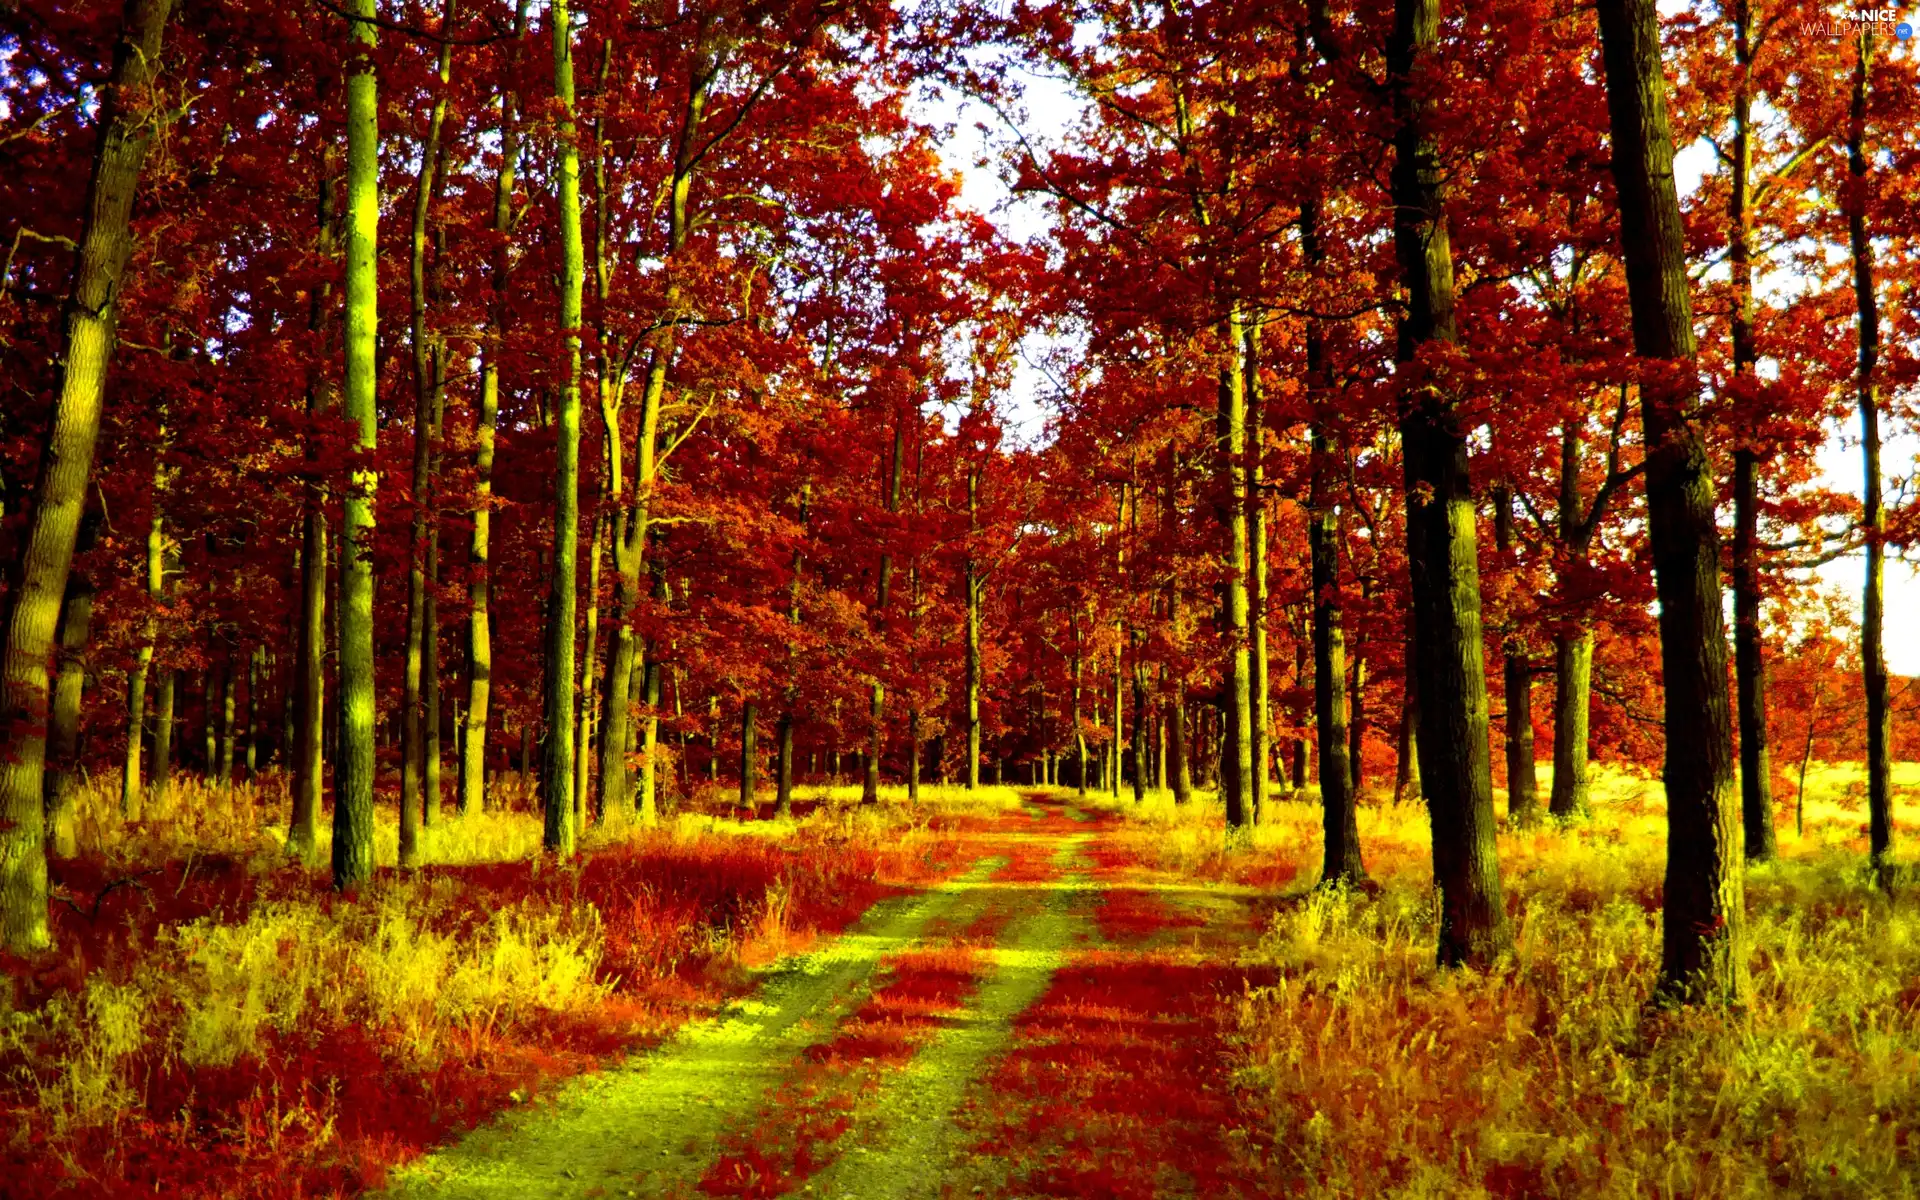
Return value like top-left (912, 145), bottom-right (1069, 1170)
top-left (3, 0), bottom-right (1917, 1008)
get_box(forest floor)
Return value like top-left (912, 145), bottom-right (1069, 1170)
top-left (381, 790), bottom-right (1276, 1199)
top-left (6, 765), bottom-right (1920, 1198)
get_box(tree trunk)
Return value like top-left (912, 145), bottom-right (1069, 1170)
top-left (245, 644), bottom-right (263, 778)
top-left (400, 0), bottom-right (456, 868)
top-left (0, 0), bottom-right (175, 950)
top-left (1217, 313), bottom-right (1255, 830)
top-left (463, 0), bottom-right (528, 820)
top-left (965, 467), bottom-right (982, 790)
top-left (1549, 428), bottom-right (1593, 820)
top-left (1349, 653), bottom-right (1366, 793)
top-left (1849, 31), bottom-right (1892, 872)
top-left (44, 575), bottom-right (93, 859)
top-left (1597, 0), bottom-right (1748, 1002)
top-left (1548, 629), bottom-right (1593, 818)
top-left (864, 416), bottom-right (904, 804)
top-left (333, 0), bottom-right (381, 891)
top-left (1726, 6), bottom-right (1775, 863)
top-left (1394, 658), bottom-right (1419, 804)
top-left (290, 512), bottom-right (327, 861)
top-left (540, 0), bottom-right (584, 858)
top-left (1244, 325), bottom-right (1270, 824)
top-left (1309, 286), bottom-right (1362, 880)
top-left (122, 457), bottom-right (163, 818)
top-left (738, 700), bottom-right (759, 809)
top-left (153, 669), bottom-right (175, 804)
top-left (1389, 0), bottom-right (1508, 967)
top-left (1492, 488), bottom-right (1540, 826)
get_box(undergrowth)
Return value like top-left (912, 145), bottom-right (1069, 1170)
top-left (1, 773), bottom-right (988, 1197)
top-left (1085, 764), bottom-right (1920, 1198)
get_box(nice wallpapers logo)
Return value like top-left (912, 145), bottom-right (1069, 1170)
top-left (1800, 7), bottom-right (1914, 38)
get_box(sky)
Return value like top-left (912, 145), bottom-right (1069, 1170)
top-left (910, 45), bottom-right (1920, 676)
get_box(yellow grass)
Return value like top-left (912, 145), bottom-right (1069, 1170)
top-left (1086, 765), bottom-right (1920, 1198)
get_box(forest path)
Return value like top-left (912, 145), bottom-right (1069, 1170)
top-left (381, 791), bottom-right (1276, 1199)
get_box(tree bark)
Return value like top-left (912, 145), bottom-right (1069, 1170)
top-left (963, 466), bottom-right (983, 789)
top-left (1389, 0), bottom-right (1508, 967)
top-left (44, 575), bottom-right (93, 859)
top-left (1, 0), bottom-right (175, 952)
top-left (400, 0), bottom-right (456, 868)
top-left (1597, 0), bottom-right (1748, 1003)
top-left (1493, 490), bottom-right (1540, 826)
top-left (1849, 30), bottom-right (1892, 872)
top-left (463, 0), bottom-right (528, 820)
top-left (1549, 427), bottom-right (1593, 820)
top-left (541, 0), bottom-right (584, 858)
top-left (1217, 313), bottom-right (1255, 830)
top-left (333, 0), bottom-right (381, 891)
top-left (122, 448), bottom-right (166, 819)
top-left (1307, 236), bottom-right (1362, 880)
top-left (1244, 326), bottom-right (1269, 824)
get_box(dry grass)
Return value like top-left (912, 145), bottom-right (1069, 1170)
top-left (1083, 765), bottom-right (1920, 1198)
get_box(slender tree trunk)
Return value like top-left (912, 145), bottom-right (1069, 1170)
top-left (541, 0), bottom-right (584, 857)
top-left (44, 575), bottom-right (93, 858)
top-left (333, 0), bottom-right (381, 891)
top-left (284, 133), bottom-right (330, 852)
top-left (123, 453), bottom-right (164, 818)
top-left (575, 508), bottom-right (603, 829)
top-left (1308, 274), bottom-right (1362, 879)
top-left (1217, 312), bottom-right (1255, 830)
top-left (1493, 490), bottom-right (1540, 826)
top-left (1349, 653), bottom-right (1367, 793)
top-left (0, 0), bottom-right (175, 950)
top-left (1849, 30), bottom-right (1892, 872)
top-left (463, 0), bottom-right (528, 820)
top-left (245, 644), bottom-right (264, 778)
top-left (639, 565), bottom-right (667, 821)
top-left (290, 512), bottom-right (327, 861)
top-left (1598, 0), bottom-right (1748, 1002)
top-left (1726, 5), bottom-right (1776, 862)
top-left (1072, 646), bottom-right (1087, 794)
top-left (217, 654), bottom-right (236, 783)
top-left (400, 0), bottom-right (456, 868)
top-left (865, 416), bottom-right (904, 804)
top-left (965, 467), bottom-right (982, 790)
top-left (1245, 327), bottom-right (1270, 824)
top-left (1394, 657), bottom-right (1419, 804)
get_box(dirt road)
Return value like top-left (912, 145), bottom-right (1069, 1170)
top-left (383, 793), bottom-right (1275, 1199)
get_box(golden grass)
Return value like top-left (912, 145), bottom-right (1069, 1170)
top-left (1083, 766), bottom-right (1920, 1198)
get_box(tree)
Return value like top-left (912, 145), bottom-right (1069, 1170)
top-left (0, 0), bottom-right (175, 953)
top-left (1596, 0), bottom-right (1748, 1003)
top-left (333, 0), bottom-right (381, 892)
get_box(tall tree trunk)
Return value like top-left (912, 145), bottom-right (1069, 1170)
top-left (541, 0), bottom-right (584, 858)
top-left (44, 574), bottom-right (93, 858)
top-left (1245, 326), bottom-right (1270, 824)
top-left (865, 416), bottom-right (904, 804)
top-left (639, 564), bottom-right (667, 821)
top-left (333, 0), bottom-right (381, 891)
top-left (1597, 0), bottom-right (1748, 1002)
top-left (0, 0), bottom-right (174, 951)
top-left (1493, 488), bottom-right (1540, 826)
top-left (217, 655), bottom-right (236, 782)
top-left (1072, 645), bottom-right (1087, 794)
top-left (123, 447), bottom-right (166, 818)
top-left (1217, 312), bottom-right (1255, 830)
top-left (463, 0), bottom-right (529, 819)
top-left (964, 466), bottom-right (982, 790)
top-left (1849, 30), bottom-right (1892, 872)
top-left (290, 516), bottom-right (326, 861)
top-left (1550, 428), bottom-right (1594, 820)
top-left (1390, 0), bottom-right (1508, 967)
top-left (400, 0), bottom-right (456, 868)
top-left (1727, 2), bottom-right (1775, 863)
top-left (1308, 242), bottom-right (1362, 880)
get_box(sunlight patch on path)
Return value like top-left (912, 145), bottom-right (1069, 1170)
top-left (803, 833), bottom-right (1096, 1200)
top-left (379, 855), bottom-right (1009, 1200)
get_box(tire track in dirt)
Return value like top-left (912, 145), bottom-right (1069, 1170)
top-left (381, 854), bottom-right (1011, 1199)
top-left (799, 829), bottom-right (1097, 1200)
